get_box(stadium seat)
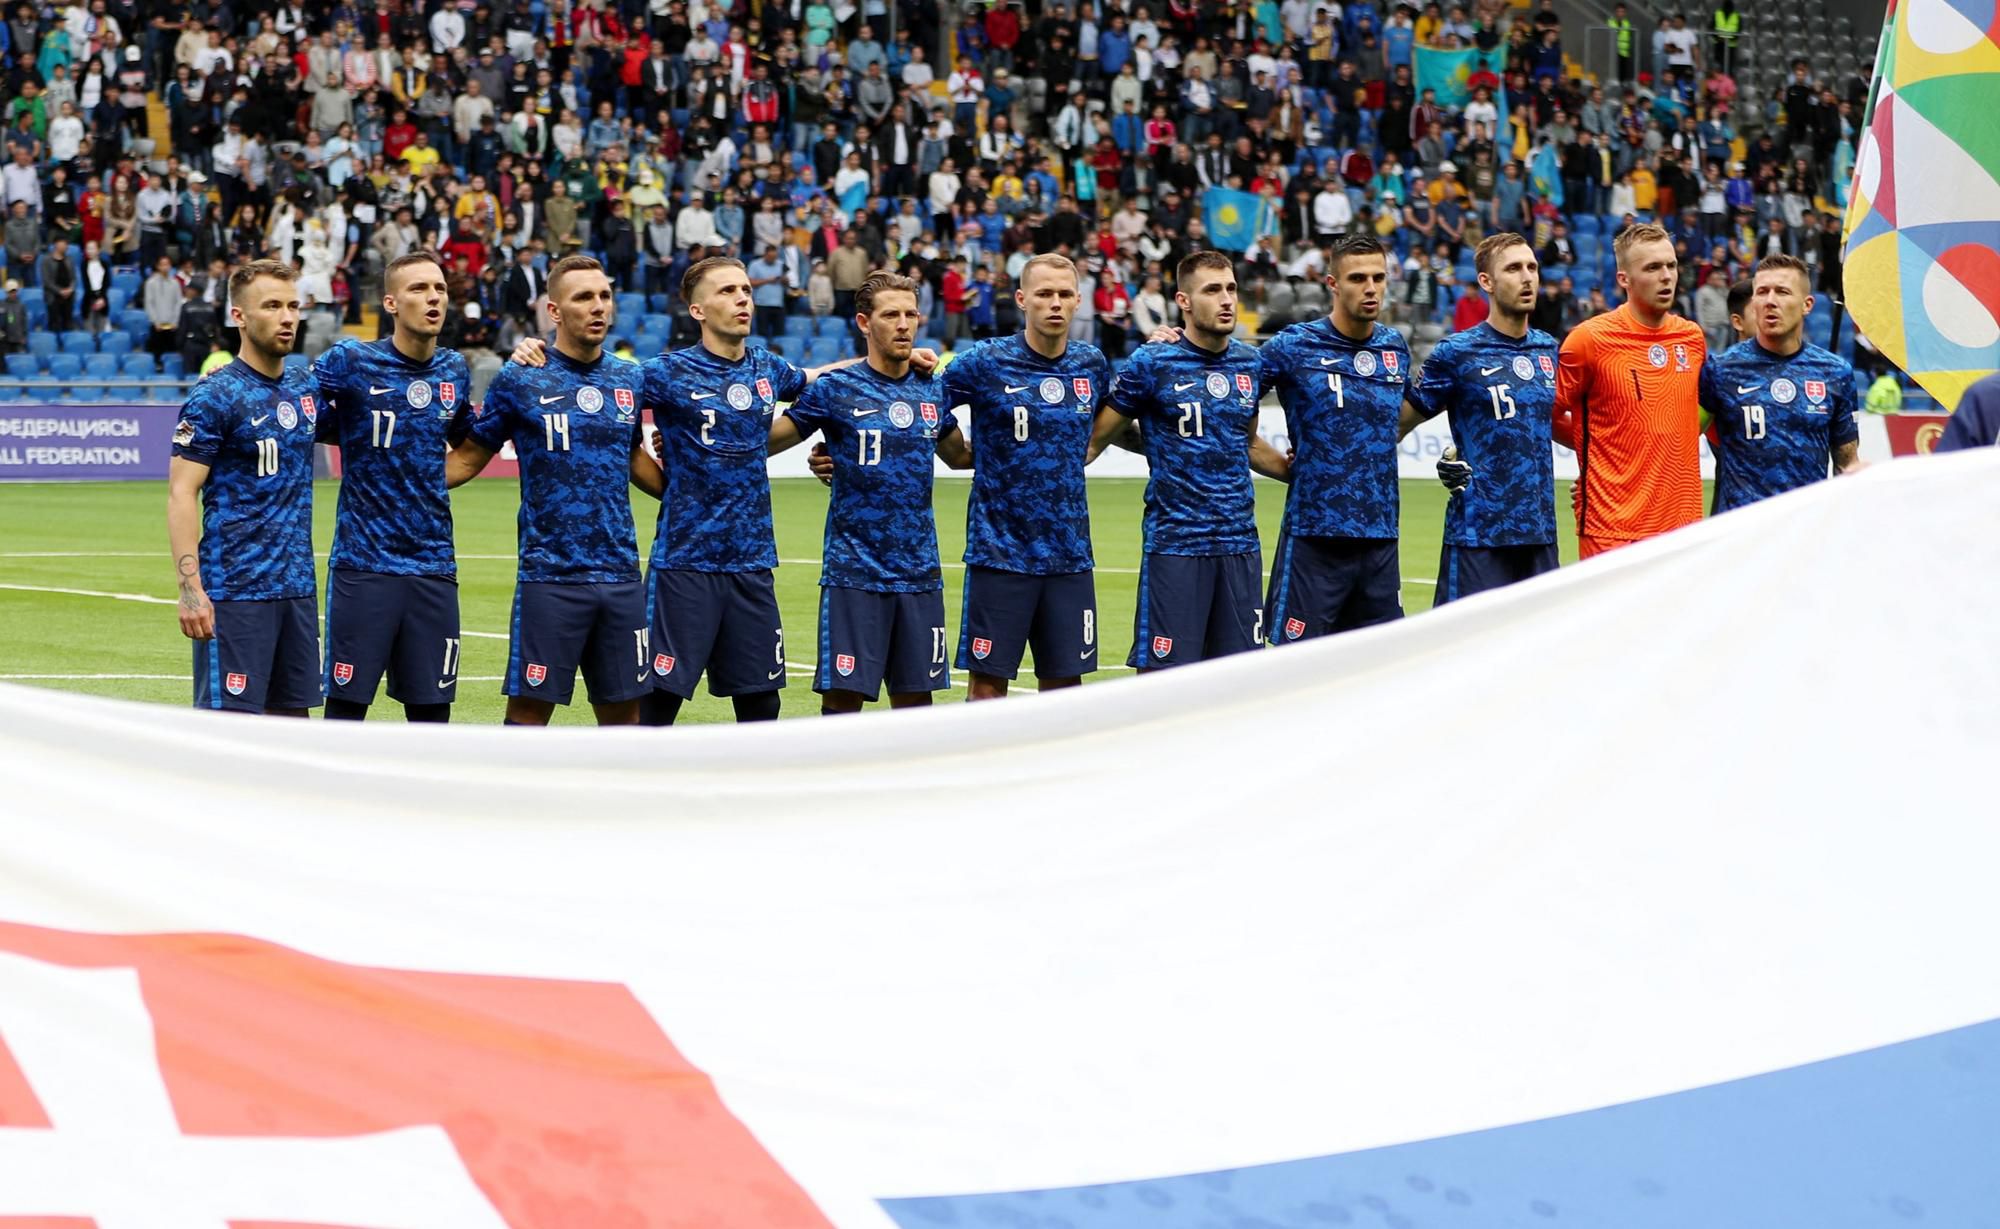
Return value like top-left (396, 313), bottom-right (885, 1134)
top-left (67, 385), bottom-right (104, 402)
top-left (784, 316), bottom-right (816, 338)
top-left (122, 354), bottom-right (156, 377)
top-left (4, 354), bottom-right (36, 377)
top-left (98, 332), bottom-right (133, 357)
top-left (46, 354), bottom-right (82, 380)
top-left (615, 293), bottom-right (646, 322)
top-left (61, 331), bottom-right (97, 355)
top-left (808, 339), bottom-right (844, 365)
top-left (26, 332), bottom-right (54, 359)
top-left (25, 378), bottom-right (61, 402)
top-left (642, 313), bottom-right (672, 336)
top-left (1572, 215), bottom-right (1601, 236)
top-left (744, 335), bottom-right (769, 350)
top-left (84, 354), bottom-right (119, 378)
top-left (20, 287), bottom-right (42, 312)
top-left (105, 286), bottom-right (129, 315)
top-left (633, 333), bottom-right (666, 356)
top-left (764, 337), bottom-right (790, 359)
top-left (1573, 234), bottom-right (1602, 262)
top-left (117, 309), bottom-right (150, 342)
top-left (816, 315), bottom-right (849, 338)
top-left (159, 354), bottom-right (185, 377)
top-left (110, 271), bottom-right (141, 300)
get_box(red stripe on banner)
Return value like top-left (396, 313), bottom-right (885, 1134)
top-left (1881, 413), bottom-right (1950, 456)
top-left (0, 922), bottom-right (831, 1229)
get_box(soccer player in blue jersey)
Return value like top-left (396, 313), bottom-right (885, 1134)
top-left (167, 259), bottom-right (324, 715)
top-left (1411, 233), bottom-right (1563, 604)
top-left (315, 251), bottom-right (475, 723)
top-left (770, 272), bottom-right (974, 713)
top-left (1258, 234), bottom-right (1430, 642)
top-left (1090, 250), bottom-right (1291, 669)
top-left (1698, 254), bottom-right (1863, 513)
top-left (446, 255), bottom-right (663, 726)
top-left (943, 254), bottom-right (1121, 699)
top-left (512, 255), bottom-right (901, 726)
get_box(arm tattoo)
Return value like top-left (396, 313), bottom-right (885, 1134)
top-left (176, 554), bottom-right (208, 611)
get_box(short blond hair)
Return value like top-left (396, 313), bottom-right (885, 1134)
top-left (1612, 222), bottom-right (1673, 269)
top-left (1016, 253), bottom-right (1078, 289)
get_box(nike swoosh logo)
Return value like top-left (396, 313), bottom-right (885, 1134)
top-left (437, 677), bottom-right (456, 690)
top-left (691, 392), bottom-right (717, 400)
top-left (851, 407), bottom-right (880, 417)
top-left (1172, 380), bottom-right (1198, 391)
top-left (369, 385), bottom-right (393, 395)
top-left (767, 668), bottom-right (785, 680)
top-left (1320, 357), bottom-right (1340, 366)
top-left (1737, 384), bottom-right (1762, 393)
top-left (249, 415), bottom-right (269, 426)
top-left (1080, 647), bottom-right (1093, 659)
top-left (1003, 384), bottom-right (1030, 393)
top-left (1480, 365), bottom-right (1504, 376)
top-left (539, 394), bottom-right (565, 404)
top-left (929, 666), bottom-right (946, 679)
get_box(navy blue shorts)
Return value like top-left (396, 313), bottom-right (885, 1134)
top-left (1433, 543), bottom-right (1560, 606)
top-left (505, 579), bottom-right (650, 706)
top-left (1129, 551), bottom-right (1264, 669)
top-left (955, 565), bottom-right (1098, 680)
top-left (323, 568), bottom-right (462, 706)
top-left (647, 567), bottom-right (786, 699)
top-left (815, 587), bottom-right (950, 699)
top-left (1265, 533), bottom-right (1402, 644)
top-left (193, 597), bottom-right (322, 712)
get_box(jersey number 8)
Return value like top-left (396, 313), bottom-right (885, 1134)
top-left (1012, 405), bottom-right (1029, 441)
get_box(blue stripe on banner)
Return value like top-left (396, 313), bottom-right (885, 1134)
top-left (880, 1015), bottom-right (2000, 1228)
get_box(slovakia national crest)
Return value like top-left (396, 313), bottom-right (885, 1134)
top-left (525, 663), bottom-right (548, 687)
top-left (1284, 617), bottom-right (1306, 640)
top-left (1805, 380), bottom-right (1827, 404)
top-left (439, 382), bottom-right (457, 408)
top-left (1236, 372), bottom-right (1255, 396)
top-left (299, 394), bottom-right (317, 424)
top-left (1151, 636), bottom-right (1173, 659)
top-left (1538, 354), bottom-right (1556, 378)
top-left (1672, 344), bottom-right (1690, 372)
top-left (971, 637), bottom-right (993, 660)
top-left (614, 387), bottom-right (633, 411)
top-left (1382, 351), bottom-right (1400, 375)
top-left (919, 402), bottom-right (940, 426)
top-left (1073, 377), bottom-right (1092, 401)
top-left (835, 654), bottom-right (856, 677)
top-left (332, 661), bottom-right (354, 686)
top-left (756, 378), bottom-right (774, 402)
top-left (225, 672), bottom-right (247, 696)
top-left (653, 653), bottom-right (675, 676)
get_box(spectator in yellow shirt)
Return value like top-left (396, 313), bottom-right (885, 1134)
top-left (400, 131), bottom-right (441, 174)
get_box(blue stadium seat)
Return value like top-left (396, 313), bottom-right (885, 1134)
top-left (764, 337), bottom-right (790, 359)
top-left (105, 287), bottom-right (128, 315)
top-left (67, 385), bottom-right (104, 402)
top-left (27, 332), bottom-right (54, 358)
top-left (159, 354), bottom-right (185, 377)
top-left (784, 315), bottom-right (816, 338)
top-left (642, 312), bottom-right (672, 336)
top-left (99, 331), bottom-right (133, 356)
top-left (1572, 215), bottom-right (1601, 236)
top-left (4, 354), bottom-right (36, 377)
top-left (19, 287), bottom-right (41, 311)
top-left (46, 354), bottom-right (82, 379)
top-left (122, 353), bottom-right (155, 376)
top-left (110, 271), bottom-right (140, 300)
top-left (117, 308), bottom-right (149, 341)
top-left (633, 333), bottom-right (666, 356)
top-left (615, 293), bottom-right (646, 322)
top-left (815, 315), bottom-right (849, 338)
top-left (808, 338), bottom-right (845, 365)
top-left (84, 353), bottom-right (119, 378)
top-left (61, 331), bottom-right (97, 355)
top-left (744, 334), bottom-right (769, 350)
top-left (1573, 234), bottom-right (1602, 261)
top-left (27, 378), bottom-right (61, 402)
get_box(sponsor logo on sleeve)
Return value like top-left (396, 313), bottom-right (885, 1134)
top-left (172, 419), bottom-right (195, 447)
top-left (331, 662), bottom-right (354, 686)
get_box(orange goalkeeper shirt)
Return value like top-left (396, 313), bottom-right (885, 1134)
top-left (1552, 304), bottom-right (1707, 542)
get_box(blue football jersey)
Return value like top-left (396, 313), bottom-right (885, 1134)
top-left (1699, 340), bottom-right (1860, 514)
top-left (784, 364), bottom-right (952, 592)
top-left (1107, 336), bottom-right (1263, 556)
top-left (469, 349), bottom-right (645, 584)
top-left (642, 345), bottom-right (809, 573)
top-left (1410, 322), bottom-right (1561, 547)
top-left (1259, 317), bottom-right (1412, 540)
top-left (171, 359), bottom-right (321, 601)
top-left (317, 337), bottom-right (473, 577)
top-left (944, 332), bottom-right (1113, 575)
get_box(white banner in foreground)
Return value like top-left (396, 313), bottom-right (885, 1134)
top-left (0, 453), bottom-right (1996, 1228)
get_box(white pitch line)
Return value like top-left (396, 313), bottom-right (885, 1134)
top-left (0, 583), bottom-right (176, 605)
top-left (0, 673), bottom-right (188, 681)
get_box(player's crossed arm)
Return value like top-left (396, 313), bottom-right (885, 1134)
top-left (507, 336), bottom-right (943, 380)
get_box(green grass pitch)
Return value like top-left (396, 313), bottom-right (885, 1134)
top-left (0, 478), bottom-right (1581, 724)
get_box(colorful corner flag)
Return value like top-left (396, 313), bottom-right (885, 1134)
top-left (1842, 0), bottom-right (2000, 411)
top-left (1203, 187), bottom-right (1263, 252)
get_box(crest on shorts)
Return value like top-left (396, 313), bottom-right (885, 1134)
top-left (1772, 378), bottom-right (1798, 404)
top-left (836, 653), bottom-right (856, 677)
top-left (332, 661), bottom-right (354, 686)
top-left (756, 378), bottom-right (774, 402)
top-left (276, 401), bottom-right (298, 430)
top-left (1151, 636), bottom-right (1173, 658)
top-left (728, 383), bottom-right (755, 410)
top-left (920, 402), bottom-right (940, 426)
top-left (525, 663), bottom-right (548, 686)
top-left (1284, 617), bottom-right (1306, 640)
top-left (1805, 380), bottom-right (1827, 404)
top-left (971, 637), bottom-right (993, 659)
top-left (1512, 355), bottom-right (1536, 381)
top-left (1073, 377), bottom-right (1093, 401)
top-left (1648, 344), bottom-right (1668, 368)
top-left (407, 380), bottom-right (433, 409)
top-left (653, 653), bottom-right (675, 676)
top-left (1538, 354), bottom-right (1556, 378)
top-left (439, 382), bottom-right (457, 408)
top-left (889, 401), bottom-right (915, 428)
top-left (1205, 372), bottom-right (1231, 399)
top-left (1236, 372), bottom-right (1255, 396)
top-left (299, 394), bottom-right (317, 424)
top-left (1039, 377), bottom-right (1065, 404)
top-left (225, 672), bottom-right (247, 696)
top-left (1382, 351), bottom-right (1400, 375)
top-left (1353, 351), bottom-right (1379, 377)
top-left (576, 386), bottom-right (604, 414)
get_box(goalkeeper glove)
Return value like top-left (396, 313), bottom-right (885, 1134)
top-left (1437, 446), bottom-right (1472, 495)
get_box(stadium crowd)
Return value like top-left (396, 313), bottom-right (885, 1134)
top-left (0, 0), bottom-right (1870, 370)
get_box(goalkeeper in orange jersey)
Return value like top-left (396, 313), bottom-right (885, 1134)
top-left (1439, 223), bottom-right (1709, 559)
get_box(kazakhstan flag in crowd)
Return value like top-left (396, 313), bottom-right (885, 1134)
top-left (1413, 45), bottom-right (1512, 152)
top-left (1204, 188), bottom-right (1264, 251)
top-left (1842, 0), bottom-right (2000, 410)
